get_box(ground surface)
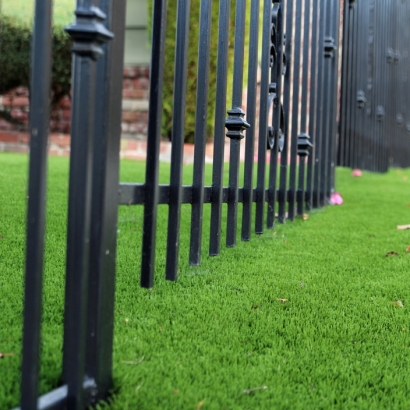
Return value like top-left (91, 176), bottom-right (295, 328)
top-left (1, 153), bottom-right (410, 409)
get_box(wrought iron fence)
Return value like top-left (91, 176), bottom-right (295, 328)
top-left (338, 0), bottom-right (410, 171)
top-left (15, 0), bottom-right (408, 408)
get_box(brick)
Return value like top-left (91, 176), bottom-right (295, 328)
top-left (122, 89), bottom-right (147, 99)
top-left (125, 139), bottom-right (138, 151)
top-left (15, 87), bottom-right (29, 97)
top-left (58, 97), bottom-right (72, 109)
top-left (0, 120), bottom-right (14, 131)
top-left (122, 111), bottom-right (139, 122)
top-left (0, 131), bottom-right (20, 143)
top-left (133, 78), bottom-right (150, 90)
top-left (50, 134), bottom-right (70, 147)
top-left (122, 99), bottom-right (149, 111)
top-left (128, 122), bottom-right (148, 134)
top-left (2, 97), bottom-right (14, 107)
top-left (123, 67), bottom-right (137, 78)
top-left (12, 97), bottom-right (29, 107)
top-left (123, 78), bottom-right (133, 89)
top-left (2, 143), bottom-right (28, 153)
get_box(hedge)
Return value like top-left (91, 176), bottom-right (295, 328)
top-left (0, 15), bottom-right (72, 105)
top-left (148, 1), bottom-right (251, 143)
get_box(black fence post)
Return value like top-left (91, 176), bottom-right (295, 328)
top-left (62, 2), bottom-right (113, 408)
top-left (86, 0), bottom-right (126, 404)
top-left (20, 1), bottom-right (52, 408)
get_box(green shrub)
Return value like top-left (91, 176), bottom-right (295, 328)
top-left (0, 15), bottom-right (72, 104)
top-left (148, 2), bottom-right (252, 143)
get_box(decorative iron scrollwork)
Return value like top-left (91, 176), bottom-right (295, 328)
top-left (356, 90), bottom-right (367, 109)
top-left (386, 48), bottom-right (394, 64)
top-left (324, 37), bottom-right (337, 59)
top-left (376, 106), bottom-right (385, 121)
top-left (297, 133), bottom-right (313, 157)
top-left (267, 94), bottom-right (284, 152)
top-left (65, 6), bottom-right (114, 60)
top-left (394, 50), bottom-right (401, 65)
top-left (266, 1), bottom-right (285, 152)
top-left (225, 107), bottom-right (250, 140)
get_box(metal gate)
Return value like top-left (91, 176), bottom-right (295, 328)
top-left (338, 0), bottom-right (410, 171)
top-left (17, 0), bottom-right (344, 408)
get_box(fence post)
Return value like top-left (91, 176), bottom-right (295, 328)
top-left (20, 0), bottom-right (52, 408)
top-left (62, 1), bottom-right (113, 407)
top-left (86, 0), bottom-right (126, 403)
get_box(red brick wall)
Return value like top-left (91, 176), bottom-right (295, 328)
top-left (0, 66), bottom-right (150, 154)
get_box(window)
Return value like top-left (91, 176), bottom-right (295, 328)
top-left (124, 0), bottom-right (150, 65)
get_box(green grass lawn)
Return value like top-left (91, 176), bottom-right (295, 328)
top-left (1, 152), bottom-right (410, 409)
top-left (2, 0), bottom-right (75, 26)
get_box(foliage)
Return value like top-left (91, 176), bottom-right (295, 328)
top-left (148, 2), bottom-right (250, 143)
top-left (0, 16), bottom-right (72, 104)
top-left (1, 0), bottom-right (75, 26)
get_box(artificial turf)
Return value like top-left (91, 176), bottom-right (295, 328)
top-left (0, 152), bottom-right (410, 409)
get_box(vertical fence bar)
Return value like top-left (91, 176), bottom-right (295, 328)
top-left (327, 0), bottom-right (341, 197)
top-left (297, 0), bottom-right (311, 217)
top-left (166, 0), bottom-right (191, 280)
top-left (20, 1), bottom-right (52, 408)
top-left (278, 0), bottom-right (293, 222)
top-left (372, 0), bottom-right (383, 172)
top-left (340, 1), bottom-right (353, 169)
top-left (140, 0), bottom-right (167, 287)
top-left (225, 0), bottom-right (249, 248)
top-left (189, 0), bottom-right (212, 264)
top-left (312, 0), bottom-right (327, 207)
top-left (209, 0), bottom-right (230, 256)
top-left (287, 0), bottom-right (302, 220)
top-left (355, 0), bottom-right (367, 171)
top-left (255, 0), bottom-right (274, 234)
top-left (368, 0), bottom-right (376, 171)
top-left (338, 0), bottom-right (350, 168)
top-left (267, 0), bottom-right (285, 229)
top-left (348, 2), bottom-right (357, 169)
top-left (241, 0), bottom-right (259, 241)
top-left (86, 0), bottom-right (126, 403)
top-left (319, 0), bottom-right (333, 206)
top-left (306, 0), bottom-right (321, 210)
top-left (390, 0), bottom-right (398, 167)
top-left (397, 0), bottom-right (406, 167)
top-left (62, 1), bottom-right (113, 407)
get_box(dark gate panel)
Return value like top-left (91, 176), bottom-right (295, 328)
top-left (338, 0), bottom-right (410, 171)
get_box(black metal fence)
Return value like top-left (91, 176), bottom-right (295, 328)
top-left (338, 0), bottom-right (410, 172)
top-left (12, 0), bottom-right (408, 408)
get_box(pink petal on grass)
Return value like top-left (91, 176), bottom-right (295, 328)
top-left (351, 169), bottom-right (363, 177)
top-left (330, 192), bottom-right (344, 205)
